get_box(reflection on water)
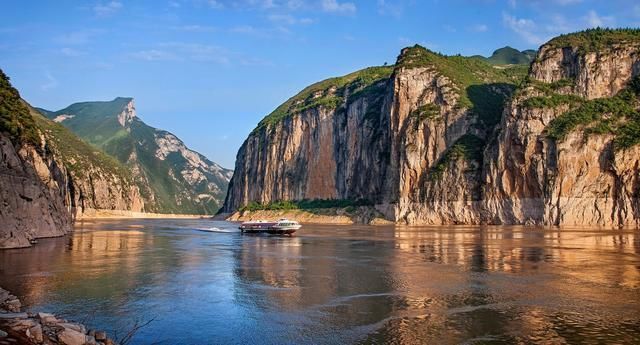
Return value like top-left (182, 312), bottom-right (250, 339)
top-left (0, 220), bottom-right (639, 344)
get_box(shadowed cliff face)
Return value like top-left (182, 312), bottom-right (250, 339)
top-left (0, 71), bottom-right (144, 248)
top-left (225, 75), bottom-right (393, 210)
top-left (224, 32), bottom-right (640, 228)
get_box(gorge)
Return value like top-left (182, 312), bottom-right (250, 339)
top-left (223, 29), bottom-right (640, 228)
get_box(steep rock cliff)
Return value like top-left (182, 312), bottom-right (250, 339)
top-left (224, 67), bottom-right (395, 211)
top-left (0, 70), bottom-right (144, 248)
top-left (224, 29), bottom-right (640, 228)
top-left (484, 30), bottom-right (640, 227)
top-left (224, 48), bottom-right (523, 222)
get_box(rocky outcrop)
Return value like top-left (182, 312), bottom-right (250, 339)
top-left (0, 134), bottom-right (71, 248)
top-left (224, 30), bottom-right (640, 228)
top-left (0, 286), bottom-right (117, 345)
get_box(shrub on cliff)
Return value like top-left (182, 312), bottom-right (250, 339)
top-left (0, 69), bottom-right (40, 148)
top-left (545, 76), bottom-right (640, 151)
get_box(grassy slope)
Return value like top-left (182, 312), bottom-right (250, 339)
top-left (396, 45), bottom-right (527, 126)
top-left (546, 28), bottom-right (640, 52)
top-left (485, 46), bottom-right (535, 65)
top-left (517, 29), bottom-right (640, 151)
top-left (543, 77), bottom-right (640, 150)
top-left (0, 69), bottom-right (40, 148)
top-left (254, 66), bottom-right (394, 132)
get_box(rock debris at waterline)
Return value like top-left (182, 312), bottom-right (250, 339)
top-left (0, 287), bottom-right (116, 345)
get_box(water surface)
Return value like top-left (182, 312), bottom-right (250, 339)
top-left (0, 219), bottom-right (639, 344)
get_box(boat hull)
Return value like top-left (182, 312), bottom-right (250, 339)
top-left (240, 228), bottom-right (297, 236)
top-left (239, 219), bottom-right (301, 236)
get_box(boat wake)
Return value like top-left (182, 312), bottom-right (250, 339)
top-left (193, 227), bottom-right (236, 233)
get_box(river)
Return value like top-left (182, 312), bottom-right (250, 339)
top-left (0, 219), bottom-right (639, 344)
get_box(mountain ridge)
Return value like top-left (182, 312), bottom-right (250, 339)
top-left (223, 28), bottom-right (640, 228)
top-left (39, 98), bottom-right (232, 214)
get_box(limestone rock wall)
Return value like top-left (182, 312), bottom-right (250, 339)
top-left (224, 40), bottom-right (640, 228)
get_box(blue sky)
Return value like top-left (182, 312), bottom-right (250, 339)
top-left (1, 0), bottom-right (639, 167)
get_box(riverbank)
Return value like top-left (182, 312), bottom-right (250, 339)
top-left (77, 209), bottom-right (207, 219)
top-left (225, 206), bottom-right (392, 225)
top-left (1, 210), bottom-right (209, 250)
top-left (0, 287), bottom-right (116, 345)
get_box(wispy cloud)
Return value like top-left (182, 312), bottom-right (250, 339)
top-left (320, 0), bottom-right (356, 14)
top-left (377, 0), bottom-right (403, 18)
top-left (54, 29), bottom-right (104, 45)
top-left (267, 14), bottom-right (313, 25)
top-left (172, 24), bottom-right (218, 32)
top-left (60, 47), bottom-right (86, 57)
top-left (584, 10), bottom-right (615, 28)
top-left (41, 71), bottom-right (58, 91)
top-left (553, 0), bottom-right (582, 4)
top-left (129, 42), bottom-right (271, 66)
top-left (130, 49), bottom-right (179, 61)
top-left (502, 13), bottom-right (544, 45)
top-left (469, 24), bottom-right (488, 32)
top-left (93, 1), bottom-right (123, 16)
top-left (443, 24), bottom-right (456, 33)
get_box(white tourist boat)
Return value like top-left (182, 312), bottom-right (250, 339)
top-left (239, 218), bottom-right (301, 235)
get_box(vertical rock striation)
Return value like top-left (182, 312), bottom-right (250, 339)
top-left (224, 30), bottom-right (640, 228)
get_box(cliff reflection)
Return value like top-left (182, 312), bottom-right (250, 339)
top-left (1, 220), bottom-right (638, 344)
top-left (232, 226), bottom-right (640, 344)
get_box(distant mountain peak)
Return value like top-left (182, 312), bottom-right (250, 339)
top-left (485, 46), bottom-right (536, 65)
top-left (38, 97), bottom-right (232, 214)
top-left (117, 97), bottom-right (136, 127)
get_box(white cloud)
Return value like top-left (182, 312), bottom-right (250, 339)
top-left (470, 24), bottom-right (488, 32)
top-left (93, 1), bottom-right (122, 16)
top-left (443, 24), bottom-right (456, 33)
top-left (41, 71), bottom-right (58, 91)
top-left (130, 42), bottom-right (269, 65)
top-left (60, 47), bottom-right (85, 57)
top-left (130, 49), bottom-right (179, 61)
top-left (208, 0), bottom-right (225, 9)
top-left (230, 25), bottom-right (260, 34)
top-left (584, 10), bottom-right (615, 28)
top-left (267, 14), bottom-right (313, 25)
top-left (173, 25), bottom-right (218, 32)
top-left (377, 0), bottom-right (403, 18)
top-left (54, 29), bottom-right (104, 45)
top-left (321, 0), bottom-right (356, 14)
top-left (502, 13), bottom-right (544, 45)
top-left (553, 0), bottom-right (582, 4)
